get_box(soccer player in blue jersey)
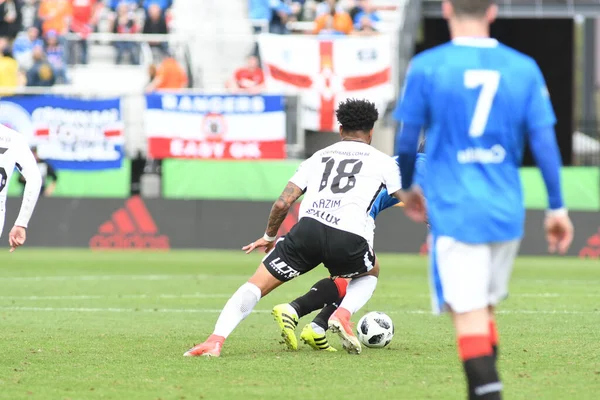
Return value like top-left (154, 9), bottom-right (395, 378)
top-left (394, 1), bottom-right (573, 399)
top-left (272, 150), bottom-right (427, 352)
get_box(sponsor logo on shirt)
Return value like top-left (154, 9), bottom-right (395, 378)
top-left (312, 199), bottom-right (341, 209)
top-left (306, 208), bottom-right (340, 225)
top-left (457, 145), bottom-right (506, 164)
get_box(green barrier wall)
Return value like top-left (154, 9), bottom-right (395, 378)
top-left (7, 160), bottom-right (131, 198)
top-left (163, 160), bottom-right (600, 210)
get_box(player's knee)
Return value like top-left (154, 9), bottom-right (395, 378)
top-left (248, 263), bottom-right (285, 297)
top-left (451, 308), bottom-right (490, 337)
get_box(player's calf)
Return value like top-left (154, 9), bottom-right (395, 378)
top-left (289, 277), bottom-right (347, 318)
top-left (454, 309), bottom-right (502, 400)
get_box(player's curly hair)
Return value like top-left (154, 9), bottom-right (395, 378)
top-left (335, 98), bottom-right (379, 134)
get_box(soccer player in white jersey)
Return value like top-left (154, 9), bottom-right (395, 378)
top-left (184, 99), bottom-right (403, 357)
top-left (0, 125), bottom-right (42, 252)
top-left (395, 1), bottom-right (574, 399)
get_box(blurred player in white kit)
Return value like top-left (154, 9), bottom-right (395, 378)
top-left (0, 124), bottom-right (42, 251)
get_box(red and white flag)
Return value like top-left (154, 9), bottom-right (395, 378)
top-left (259, 34), bottom-right (394, 132)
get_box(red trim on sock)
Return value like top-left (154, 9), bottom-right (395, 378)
top-left (489, 320), bottom-right (499, 347)
top-left (333, 278), bottom-right (348, 298)
top-left (458, 335), bottom-right (492, 361)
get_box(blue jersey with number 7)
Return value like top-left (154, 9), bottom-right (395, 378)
top-left (394, 37), bottom-right (556, 243)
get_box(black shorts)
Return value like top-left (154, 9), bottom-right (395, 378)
top-left (263, 217), bottom-right (376, 282)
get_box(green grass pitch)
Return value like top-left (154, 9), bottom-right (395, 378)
top-left (0, 249), bottom-right (598, 400)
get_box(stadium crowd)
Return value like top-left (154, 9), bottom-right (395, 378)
top-left (0, 0), bottom-right (174, 89)
top-left (248, 0), bottom-right (387, 36)
top-left (232, 0), bottom-right (392, 93)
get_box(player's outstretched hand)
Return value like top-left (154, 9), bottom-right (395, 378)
top-left (400, 189), bottom-right (427, 223)
top-left (242, 237), bottom-right (275, 254)
top-left (9, 226), bottom-right (26, 253)
top-left (544, 213), bottom-right (574, 255)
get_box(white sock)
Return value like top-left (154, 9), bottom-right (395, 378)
top-left (284, 303), bottom-right (299, 318)
top-left (213, 282), bottom-right (262, 338)
top-left (310, 322), bottom-right (325, 335)
top-left (339, 275), bottom-right (378, 314)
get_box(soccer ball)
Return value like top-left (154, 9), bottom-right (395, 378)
top-left (357, 311), bottom-right (394, 348)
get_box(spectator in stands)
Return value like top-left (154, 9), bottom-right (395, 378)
top-left (353, 0), bottom-right (379, 30)
top-left (18, 147), bottom-right (58, 196)
top-left (0, 44), bottom-right (20, 91)
top-left (26, 45), bottom-right (55, 86)
top-left (44, 29), bottom-right (67, 82)
top-left (315, 0), bottom-right (344, 17)
top-left (38, 0), bottom-right (72, 37)
top-left (145, 49), bottom-right (187, 92)
top-left (70, 0), bottom-right (102, 64)
top-left (0, 0), bottom-right (23, 42)
top-left (353, 14), bottom-right (378, 36)
top-left (143, 3), bottom-right (168, 53)
top-left (13, 26), bottom-right (43, 69)
top-left (269, 0), bottom-right (292, 35)
top-left (248, 0), bottom-right (270, 33)
top-left (109, 0), bottom-right (137, 12)
top-left (313, 0), bottom-right (352, 36)
top-left (20, 0), bottom-right (36, 29)
top-left (142, 0), bottom-right (171, 14)
top-left (226, 54), bottom-right (264, 94)
top-left (112, 2), bottom-right (139, 65)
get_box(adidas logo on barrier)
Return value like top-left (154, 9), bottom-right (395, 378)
top-left (89, 196), bottom-right (170, 250)
top-left (579, 228), bottom-right (600, 259)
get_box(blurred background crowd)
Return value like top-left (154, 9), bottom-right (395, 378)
top-left (0, 0), bottom-right (175, 88)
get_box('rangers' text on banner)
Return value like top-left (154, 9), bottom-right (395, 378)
top-left (258, 34), bottom-right (393, 132)
top-left (0, 96), bottom-right (124, 170)
top-left (145, 93), bottom-right (286, 160)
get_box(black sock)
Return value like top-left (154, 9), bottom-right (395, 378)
top-left (312, 303), bottom-right (338, 331)
top-left (463, 356), bottom-right (502, 400)
top-left (289, 278), bottom-right (340, 318)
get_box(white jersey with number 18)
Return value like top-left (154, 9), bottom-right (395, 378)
top-left (289, 140), bottom-right (401, 242)
top-left (0, 124), bottom-right (42, 238)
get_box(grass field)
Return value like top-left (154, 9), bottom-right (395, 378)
top-left (0, 249), bottom-right (598, 400)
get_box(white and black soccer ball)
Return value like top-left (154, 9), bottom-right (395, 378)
top-left (357, 311), bottom-right (394, 348)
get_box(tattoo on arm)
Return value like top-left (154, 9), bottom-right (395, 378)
top-left (265, 182), bottom-right (303, 237)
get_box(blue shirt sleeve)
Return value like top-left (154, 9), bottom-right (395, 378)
top-left (526, 62), bottom-right (557, 132)
top-left (525, 62), bottom-right (563, 210)
top-left (528, 126), bottom-right (564, 210)
top-left (395, 123), bottom-right (421, 189)
top-left (369, 189), bottom-right (400, 220)
top-left (393, 61), bottom-right (429, 126)
top-left (414, 153), bottom-right (426, 191)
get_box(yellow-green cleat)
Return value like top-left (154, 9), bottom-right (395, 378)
top-left (271, 304), bottom-right (299, 350)
top-left (300, 324), bottom-right (337, 352)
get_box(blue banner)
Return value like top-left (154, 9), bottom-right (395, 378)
top-left (145, 93), bottom-right (284, 115)
top-left (0, 96), bottom-right (124, 170)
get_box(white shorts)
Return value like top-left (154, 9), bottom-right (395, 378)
top-left (429, 235), bottom-right (521, 314)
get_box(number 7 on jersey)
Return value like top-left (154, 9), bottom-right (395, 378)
top-left (464, 69), bottom-right (500, 137)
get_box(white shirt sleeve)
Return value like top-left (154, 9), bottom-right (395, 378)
top-left (14, 137), bottom-right (42, 228)
top-left (382, 156), bottom-right (401, 195)
top-left (289, 158), bottom-right (312, 191)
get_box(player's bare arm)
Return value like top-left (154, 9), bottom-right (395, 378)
top-left (242, 181), bottom-right (303, 254)
top-left (266, 181), bottom-right (303, 237)
top-left (10, 137), bottom-right (42, 252)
